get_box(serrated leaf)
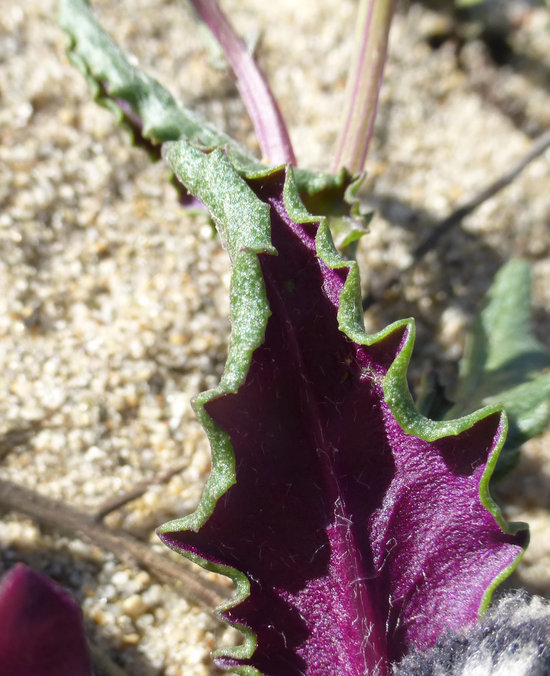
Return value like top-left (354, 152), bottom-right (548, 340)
top-left (59, 1), bottom-right (529, 670)
top-left (158, 141), bottom-right (527, 674)
top-left (449, 260), bottom-right (550, 466)
top-left (58, 0), bottom-right (254, 160)
top-left (58, 0), bottom-right (368, 230)
top-left (0, 564), bottom-right (92, 676)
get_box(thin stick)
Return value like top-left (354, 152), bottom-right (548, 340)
top-left (93, 460), bottom-right (189, 522)
top-left (0, 407), bottom-right (63, 460)
top-left (363, 130), bottom-right (550, 309)
top-left (87, 641), bottom-right (129, 676)
top-left (411, 129), bottom-right (550, 261)
top-left (0, 479), bottom-right (230, 611)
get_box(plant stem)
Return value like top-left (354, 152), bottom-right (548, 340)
top-left (188, 0), bottom-right (296, 166)
top-left (332, 0), bottom-right (396, 174)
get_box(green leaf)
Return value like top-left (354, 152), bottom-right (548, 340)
top-left (58, 0), bottom-right (369, 229)
top-left (449, 260), bottom-right (550, 468)
top-left (58, 0), bottom-right (259, 164)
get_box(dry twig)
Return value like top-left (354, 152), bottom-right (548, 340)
top-left (363, 129), bottom-right (550, 309)
top-left (93, 460), bottom-right (189, 522)
top-left (0, 479), bottom-right (230, 612)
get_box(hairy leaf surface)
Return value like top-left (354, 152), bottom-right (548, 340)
top-left (58, 2), bottom-right (529, 671)
top-left (58, 0), bottom-right (366, 232)
top-left (158, 141), bottom-right (527, 675)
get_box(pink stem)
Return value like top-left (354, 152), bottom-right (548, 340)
top-left (332, 0), bottom-right (396, 173)
top-left (189, 0), bottom-right (296, 166)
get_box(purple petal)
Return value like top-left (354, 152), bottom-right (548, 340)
top-left (0, 564), bottom-right (92, 676)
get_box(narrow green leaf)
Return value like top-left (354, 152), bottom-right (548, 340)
top-left (58, 0), bottom-right (258, 163)
top-left (449, 260), bottom-right (550, 465)
top-left (58, 0), bottom-right (368, 221)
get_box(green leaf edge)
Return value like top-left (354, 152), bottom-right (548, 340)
top-left (157, 140), bottom-right (528, 672)
top-left (57, 0), bottom-right (357, 201)
top-left (58, 0), bottom-right (529, 666)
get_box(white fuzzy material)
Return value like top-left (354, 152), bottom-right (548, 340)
top-left (393, 593), bottom-right (550, 675)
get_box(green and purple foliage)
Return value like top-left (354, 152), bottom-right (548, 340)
top-left (56, 0), bottom-right (544, 673)
top-left (157, 151), bottom-right (526, 674)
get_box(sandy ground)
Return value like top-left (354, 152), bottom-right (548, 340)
top-left (0, 0), bottom-right (549, 673)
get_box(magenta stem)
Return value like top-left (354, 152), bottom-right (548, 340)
top-left (332, 0), bottom-right (396, 173)
top-left (189, 0), bottom-right (296, 166)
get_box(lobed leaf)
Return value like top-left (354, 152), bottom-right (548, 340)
top-left (59, 2), bottom-right (529, 671)
top-left (58, 0), bottom-right (366, 230)
top-left (158, 141), bottom-right (527, 675)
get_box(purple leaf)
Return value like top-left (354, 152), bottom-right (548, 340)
top-left (0, 564), bottom-right (92, 676)
top-left (158, 147), bottom-right (527, 675)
